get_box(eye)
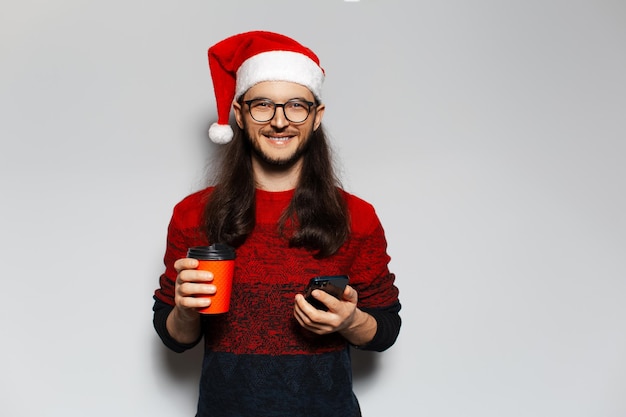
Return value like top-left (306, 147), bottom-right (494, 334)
top-left (253, 100), bottom-right (274, 109)
top-left (286, 100), bottom-right (309, 109)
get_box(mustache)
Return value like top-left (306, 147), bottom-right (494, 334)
top-left (260, 129), bottom-right (298, 137)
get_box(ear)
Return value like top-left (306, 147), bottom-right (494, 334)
top-left (233, 100), bottom-right (244, 129)
top-left (313, 103), bottom-right (325, 131)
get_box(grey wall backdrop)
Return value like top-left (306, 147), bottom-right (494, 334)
top-left (1, 1), bottom-right (625, 416)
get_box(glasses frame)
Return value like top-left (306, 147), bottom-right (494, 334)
top-left (243, 98), bottom-right (316, 123)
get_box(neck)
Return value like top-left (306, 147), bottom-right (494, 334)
top-left (252, 157), bottom-right (302, 191)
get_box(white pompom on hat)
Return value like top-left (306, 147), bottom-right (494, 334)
top-left (207, 30), bottom-right (325, 144)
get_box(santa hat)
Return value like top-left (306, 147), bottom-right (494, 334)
top-left (207, 30), bottom-right (325, 144)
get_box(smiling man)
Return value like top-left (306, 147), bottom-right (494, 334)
top-left (152, 31), bottom-right (401, 417)
top-left (235, 81), bottom-right (323, 183)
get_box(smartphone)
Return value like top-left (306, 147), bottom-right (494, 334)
top-left (304, 275), bottom-right (349, 311)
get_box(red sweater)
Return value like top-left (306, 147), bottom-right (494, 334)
top-left (153, 187), bottom-right (401, 416)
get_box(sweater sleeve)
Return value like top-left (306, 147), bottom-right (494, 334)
top-left (153, 297), bottom-right (203, 353)
top-left (356, 299), bottom-right (402, 352)
top-left (152, 190), bottom-right (209, 352)
top-left (344, 194), bottom-right (402, 352)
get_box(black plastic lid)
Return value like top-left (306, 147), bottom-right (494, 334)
top-left (187, 243), bottom-right (236, 260)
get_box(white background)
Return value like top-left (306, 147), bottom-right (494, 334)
top-left (1, 1), bottom-right (625, 416)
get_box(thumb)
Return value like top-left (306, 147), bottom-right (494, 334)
top-left (343, 285), bottom-right (358, 304)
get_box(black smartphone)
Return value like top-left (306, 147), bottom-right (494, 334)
top-left (304, 275), bottom-right (349, 311)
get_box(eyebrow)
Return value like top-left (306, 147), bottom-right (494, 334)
top-left (246, 96), bottom-right (313, 103)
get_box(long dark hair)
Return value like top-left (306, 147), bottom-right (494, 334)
top-left (202, 123), bottom-right (349, 258)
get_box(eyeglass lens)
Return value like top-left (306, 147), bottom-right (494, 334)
top-left (247, 99), bottom-right (312, 123)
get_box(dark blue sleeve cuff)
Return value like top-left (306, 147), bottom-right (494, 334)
top-left (153, 297), bottom-right (202, 353)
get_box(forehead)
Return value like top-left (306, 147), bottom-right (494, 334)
top-left (243, 81), bottom-right (315, 101)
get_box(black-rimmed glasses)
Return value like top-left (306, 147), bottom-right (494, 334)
top-left (243, 98), bottom-right (315, 123)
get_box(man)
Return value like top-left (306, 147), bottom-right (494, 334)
top-left (153, 30), bottom-right (401, 417)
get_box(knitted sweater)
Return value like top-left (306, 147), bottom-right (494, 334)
top-left (153, 187), bottom-right (401, 417)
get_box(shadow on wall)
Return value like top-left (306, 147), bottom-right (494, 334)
top-left (351, 348), bottom-right (379, 380)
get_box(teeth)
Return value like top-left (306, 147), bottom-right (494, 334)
top-left (270, 136), bottom-right (290, 141)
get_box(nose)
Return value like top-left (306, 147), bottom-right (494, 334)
top-left (270, 105), bottom-right (289, 129)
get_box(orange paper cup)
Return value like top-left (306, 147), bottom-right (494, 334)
top-left (195, 259), bottom-right (235, 314)
top-left (187, 244), bottom-right (236, 314)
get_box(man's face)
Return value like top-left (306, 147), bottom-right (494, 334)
top-left (233, 81), bottom-right (325, 167)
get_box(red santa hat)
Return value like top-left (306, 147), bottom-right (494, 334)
top-left (207, 30), bottom-right (325, 144)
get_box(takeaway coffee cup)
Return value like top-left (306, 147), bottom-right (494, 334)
top-left (187, 243), bottom-right (236, 314)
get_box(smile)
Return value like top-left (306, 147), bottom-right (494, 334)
top-left (267, 135), bottom-right (294, 142)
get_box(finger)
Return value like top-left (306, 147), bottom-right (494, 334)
top-left (177, 268), bottom-right (214, 285)
top-left (178, 294), bottom-right (212, 310)
top-left (174, 257), bottom-right (199, 273)
top-left (293, 307), bottom-right (323, 333)
top-left (294, 293), bottom-right (314, 311)
top-left (294, 295), bottom-right (322, 326)
top-left (312, 289), bottom-right (338, 311)
top-left (297, 294), bottom-right (337, 326)
top-left (293, 305), bottom-right (307, 326)
top-left (178, 282), bottom-right (217, 297)
top-left (342, 285), bottom-right (358, 303)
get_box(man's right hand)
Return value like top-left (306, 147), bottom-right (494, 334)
top-left (166, 258), bottom-right (215, 343)
top-left (173, 257), bottom-right (216, 314)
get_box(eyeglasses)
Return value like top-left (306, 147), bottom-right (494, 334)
top-left (243, 98), bottom-right (315, 123)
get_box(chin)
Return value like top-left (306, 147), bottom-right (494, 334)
top-left (260, 152), bottom-right (300, 167)
top-left (247, 131), bottom-right (310, 167)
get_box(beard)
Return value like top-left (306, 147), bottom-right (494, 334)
top-left (243, 125), bottom-right (312, 168)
